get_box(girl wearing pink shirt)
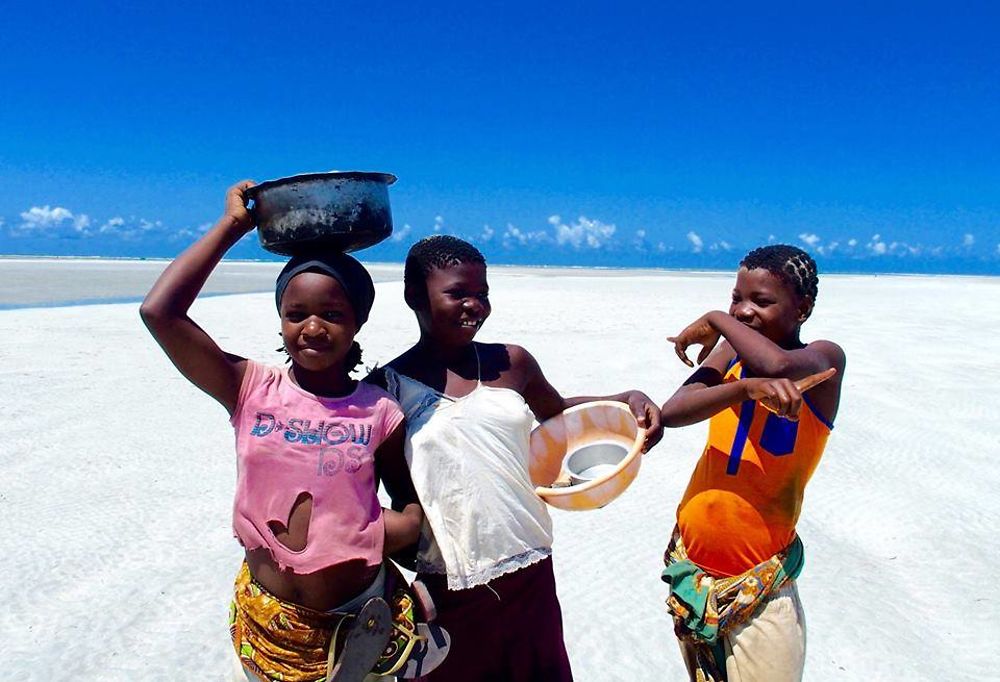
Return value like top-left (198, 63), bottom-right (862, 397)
top-left (141, 181), bottom-right (444, 681)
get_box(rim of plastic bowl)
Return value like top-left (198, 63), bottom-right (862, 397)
top-left (533, 400), bottom-right (645, 498)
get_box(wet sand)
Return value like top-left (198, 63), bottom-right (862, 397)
top-left (0, 257), bottom-right (734, 309)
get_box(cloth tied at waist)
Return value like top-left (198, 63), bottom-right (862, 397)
top-left (661, 527), bottom-right (804, 644)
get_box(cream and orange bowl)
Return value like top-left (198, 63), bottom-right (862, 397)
top-left (529, 401), bottom-right (645, 511)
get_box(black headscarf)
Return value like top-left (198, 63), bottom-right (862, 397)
top-left (274, 253), bottom-right (375, 326)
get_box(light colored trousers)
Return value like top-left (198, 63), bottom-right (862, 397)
top-left (678, 581), bottom-right (806, 682)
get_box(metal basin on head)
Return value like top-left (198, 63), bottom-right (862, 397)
top-left (529, 401), bottom-right (645, 511)
top-left (246, 171), bottom-right (397, 256)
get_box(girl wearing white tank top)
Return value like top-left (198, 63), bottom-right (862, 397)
top-left (368, 235), bottom-right (664, 682)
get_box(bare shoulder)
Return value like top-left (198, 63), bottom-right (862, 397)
top-left (472, 342), bottom-right (540, 392)
top-left (497, 343), bottom-right (543, 377)
top-left (806, 339), bottom-right (847, 371)
top-left (500, 343), bottom-right (533, 366)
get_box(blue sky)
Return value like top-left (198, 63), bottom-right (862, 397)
top-left (1, 1), bottom-right (997, 273)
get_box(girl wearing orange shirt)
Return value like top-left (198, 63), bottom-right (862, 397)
top-left (660, 244), bottom-right (845, 682)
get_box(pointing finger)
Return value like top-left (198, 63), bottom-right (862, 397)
top-left (795, 367), bottom-right (837, 392)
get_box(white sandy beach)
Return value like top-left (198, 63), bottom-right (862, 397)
top-left (2, 265), bottom-right (999, 681)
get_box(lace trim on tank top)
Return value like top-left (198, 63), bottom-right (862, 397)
top-left (415, 546), bottom-right (552, 587)
top-left (385, 343), bottom-right (554, 589)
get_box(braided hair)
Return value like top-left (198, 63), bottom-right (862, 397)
top-left (740, 244), bottom-right (819, 306)
top-left (403, 234), bottom-right (486, 309)
top-left (404, 236), bottom-right (486, 303)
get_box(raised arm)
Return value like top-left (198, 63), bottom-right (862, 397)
top-left (139, 181), bottom-right (255, 415)
top-left (669, 310), bottom-right (841, 379)
top-left (661, 339), bottom-right (840, 427)
top-left (516, 345), bottom-right (664, 452)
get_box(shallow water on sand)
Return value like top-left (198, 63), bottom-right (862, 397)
top-left (0, 258), bottom-right (403, 309)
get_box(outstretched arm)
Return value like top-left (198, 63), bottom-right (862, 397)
top-left (667, 311), bottom-right (846, 423)
top-left (517, 345), bottom-right (664, 452)
top-left (661, 341), bottom-right (837, 427)
top-left (139, 181), bottom-right (255, 415)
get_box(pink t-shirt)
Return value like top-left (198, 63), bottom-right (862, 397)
top-left (230, 361), bottom-right (404, 574)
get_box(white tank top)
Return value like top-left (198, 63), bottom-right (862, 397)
top-left (384, 359), bottom-right (553, 590)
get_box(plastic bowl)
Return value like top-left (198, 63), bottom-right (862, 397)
top-left (529, 401), bottom-right (645, 511)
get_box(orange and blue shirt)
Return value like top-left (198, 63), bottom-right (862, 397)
top-left (676, 358), bottom-right (833, 577)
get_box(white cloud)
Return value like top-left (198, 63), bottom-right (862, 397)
top-left (709, 241), bottom-right (732, 252)
top-left (12, 207), bottom-right (183, 242)
top-left (433, 215), bottom-right (444, 233)
top-left (631, 229), bottom-right (650, 250)
top-left (19, 205), bottom-right (92, 234)
top-left (99, 216), bottom-right (170, 241)
top-left (503, 224), bottom-right (528, 246)
top-left (391, 223), bottom-right (412, 242)
top-left (867, 234), bottom-right (887, 255)
top-left (20, 206), bottom-right (72, 228)
top-left (847, 238), bottom-right (858, 247)
top-left (686, 231), bottom-right (703, 253)
top-left (138, 218), bottom-right (162, 233)
top-left (99, 217), bottom-right (126, 233)
top-left (547, 215), bottom-right (616, 249)
top-left (963, 233), bottom-right (975, 247)
top-left (798, 233), bottom-right (821, 247)
top-left (480, 225), bottom-right (494, 242)
top-left (498, 223), bottom-right (549, 249)
top-left (656, 242), bottom-right (667, 253)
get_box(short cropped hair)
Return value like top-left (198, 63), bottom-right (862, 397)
top-left (403, 235), bottom-right (486, 290)
top-left (740, 244), bottom-right (819, 303)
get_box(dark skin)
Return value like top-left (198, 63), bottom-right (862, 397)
top-left (370, 260), bottom-right (664, 451)
top-left (140, 181), bottom-right (421, 611)
top-left (661, 266), bottom-right (846, 427)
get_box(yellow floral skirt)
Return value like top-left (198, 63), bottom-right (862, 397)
top-left (229, 562), bottom-right (420, 681)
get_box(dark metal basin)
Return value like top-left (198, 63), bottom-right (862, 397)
top-left (246, 171), bottom-right (397, 255)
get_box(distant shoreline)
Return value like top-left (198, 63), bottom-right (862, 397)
top-left (2, 255), bottom-right (996, 310)
top-left (2, 252), bottom-right (996, 279)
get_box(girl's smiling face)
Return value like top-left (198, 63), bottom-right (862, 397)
top-left (279, 272), bottom-right (359, 372)
top-left (414, 261), bottom-right (491, 348)
top-left (729, 266), bottom-right (812, 346)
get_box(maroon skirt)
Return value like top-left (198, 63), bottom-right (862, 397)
top-left (416, 556), bottom-right (573, 682)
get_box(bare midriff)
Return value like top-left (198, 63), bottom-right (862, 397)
top-left (245, 548), bottom-right (381, 612)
